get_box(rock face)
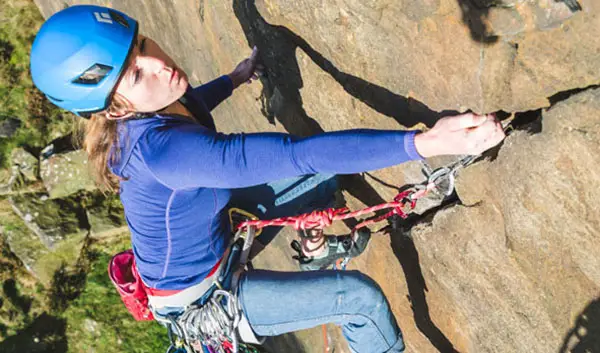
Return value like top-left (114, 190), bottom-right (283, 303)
top-left (407, 87), bottom-right (600, 352)
top-left (6, 193), bottom-right (88, 284)
top-left (85, 193), bottom-right (126, 236)
top-left (0, 117), bottom-right (21, 138)
top-left (11, 148), bottom-right (38, 183)
top-left (5, 190), bottom-right (126, 284)
top-left (31, 0), bottom-right (600, 352)
top-left (40, 149), bottom-right (97, 199)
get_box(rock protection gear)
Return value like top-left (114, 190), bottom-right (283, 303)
top-left (30, 5), bottom-right (138, 117)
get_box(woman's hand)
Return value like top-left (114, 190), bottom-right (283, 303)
top-left (414, 113), bottom-right (506, 158)
top-left (228, 46), bottom-right (264, 89)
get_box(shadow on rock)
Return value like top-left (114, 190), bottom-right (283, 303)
top-left (262, 332), bottom-right (309, 353)
top-left (0, 313), bottom-right (68, 353)
top-left (39, 133), bottom-right (78, 160)
top-left (232, 0), bottom-right (452, 256)
top-left (233, 0), bottom-right (453, 131)
top-left (456, 0), bottom-right (499, 44)
top-left (2, 279), bottom-right (33, 315)
top-left (339, 173), bottom-right (460, 353)
top-left (232, 3), bottom-right (460, 350)
top-left (559, 297), bottom-right (600, 353)
top-left (386, 201), bottom-right (461, 353)
top-left (47, 241), bottom-right (96, 312)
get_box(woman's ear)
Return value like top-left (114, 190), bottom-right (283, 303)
top-left (106, 110), bottom-right (135, 120)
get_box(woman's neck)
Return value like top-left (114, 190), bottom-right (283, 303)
top-left (158, 100), bottom-right (194, 120)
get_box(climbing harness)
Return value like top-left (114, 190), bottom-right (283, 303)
top-left (109, 118), bottom-right (515, 353)
top-left (109, 209), bottom-right (264, 353)
top-left (157, 216), bottom-right (265, 353)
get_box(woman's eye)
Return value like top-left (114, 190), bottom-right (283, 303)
top-left (134, 69), bottom-right (141, 84)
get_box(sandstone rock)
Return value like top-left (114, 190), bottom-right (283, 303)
top-left (484, 0), bottom-right (576, 38)
top-left (30, 1), bottom-right (600, 352)
top-left (39, 149), bottom-right (97, 199)
top-left (257, 0), bottom-right (599, 114)
top-left (11, 148), bottom-right (38, 183)
top-left (407, 87), bottom-right (600, 352)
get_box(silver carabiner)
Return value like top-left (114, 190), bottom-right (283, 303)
top-left (427, 167), bottom-right (455, 196)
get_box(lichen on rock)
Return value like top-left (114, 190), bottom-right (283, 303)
top-left (40, 149), bottom-right (97, 199)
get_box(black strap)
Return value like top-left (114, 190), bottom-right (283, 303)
top-left (178, 91), bottom-right (216, 131)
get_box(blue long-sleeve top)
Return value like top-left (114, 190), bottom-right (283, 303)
top-left (110, 75), bottom-right (423, 290)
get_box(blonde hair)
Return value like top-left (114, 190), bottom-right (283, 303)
top-left (74, 93), bottom-right (133, 192)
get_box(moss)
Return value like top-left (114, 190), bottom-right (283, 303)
top-left (85, 192), bottom-right (126, 234)
top-left (33, 233), bottom-right (88, 286)
top-left (0, 0), bottom-right (74, 169)
top-left (0, 213), bottom-right (47, 339)
top-left (62, 248), bottom-right (168, 353)
top-left (10, 192), bottom-right (89, 242)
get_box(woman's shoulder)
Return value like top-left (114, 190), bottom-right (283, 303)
top-left (111, 115), bottom-right (194, 176)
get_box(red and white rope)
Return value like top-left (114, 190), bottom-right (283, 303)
top-left (237, 183), bottom-right (437, 233)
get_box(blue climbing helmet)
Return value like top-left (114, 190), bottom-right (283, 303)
top-left (30, 5), bottom-right (138, 117)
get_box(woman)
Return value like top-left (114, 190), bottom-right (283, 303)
top-left (30, 5), bottom-right (504, 353)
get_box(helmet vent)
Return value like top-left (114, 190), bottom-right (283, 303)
top-left (73, 64), bottom-right (113, 85)
top-left (108, 10), bottom-right (130, 29)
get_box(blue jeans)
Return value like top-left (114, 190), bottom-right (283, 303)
top-left (231, 175), bottom-right (405, 353)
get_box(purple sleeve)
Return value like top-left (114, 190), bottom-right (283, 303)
top-left (140, 122), bottom-right (423, 189)
top-left (189, 75), bottom-right (234, 112)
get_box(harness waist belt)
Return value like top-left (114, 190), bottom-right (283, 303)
top-left (147, 247), bottom-right (230, 309)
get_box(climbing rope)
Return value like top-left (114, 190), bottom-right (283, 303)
top-left (167, 120), bottom-right (515, 353)
top-left (236, 189), bottom-right (415, 233)
top-left (236, 167), bottom-right (453, 234)
top-left (237, 119), bottom-right (515, 235)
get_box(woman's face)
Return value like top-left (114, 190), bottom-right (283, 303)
top-left (114, 34), bottom-right (188, 114)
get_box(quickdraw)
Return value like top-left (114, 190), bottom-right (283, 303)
top-left (237, 119), bottom-right (515, 237)
top-left (236, 161), bottom-right (464, 234)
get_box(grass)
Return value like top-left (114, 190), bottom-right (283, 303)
top-left (0, 1), bottom-right (168, 351)
top-left (0, 215), bottom-right (168, 352)
top-left (61, 238), bottom-right (169, 353)
top-left (0, 0), bottom-right (74, 169)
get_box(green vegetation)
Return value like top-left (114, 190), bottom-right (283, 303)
top-left (61, 238), bottom-right (169, 353)
top-left (0, 0), bottom-right (73, 168)
top-left (0, 2), bottom-right (169, 352)
top-left (1, 197), bottom-right (168, 352)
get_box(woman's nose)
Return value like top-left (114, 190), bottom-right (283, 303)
top-left (138, 55), bottom-right (167, 75)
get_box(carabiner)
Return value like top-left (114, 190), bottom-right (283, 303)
top-left (427, 167), bottom-right (455, 196)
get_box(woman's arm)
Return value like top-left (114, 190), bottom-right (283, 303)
top-left (189, 75), bottom-right (234, 112)
top-left (140, 123), bottom-right (421, 190)
top-left (140, 113), bottom-right (504, 190)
